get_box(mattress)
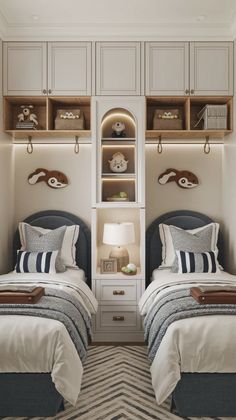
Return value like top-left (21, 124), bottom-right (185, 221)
top-left (139, 269), bottom-right (236, 405)
top-left (0, 269), bottom-right (98, 405)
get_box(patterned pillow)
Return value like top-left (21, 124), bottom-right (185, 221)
top-left (16, 250), bottom-right (58, 274)
top-left (176, 250), bottom-right (219, 274)
top-left (170, 225), bottom-right (215, 272)
top-left (24, 224), bottom-right (66, 272)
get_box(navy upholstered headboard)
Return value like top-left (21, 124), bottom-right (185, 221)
top-left (146, 210), bottom-right (224, 285)
top-left (13, 210), bottom-right (91, 286)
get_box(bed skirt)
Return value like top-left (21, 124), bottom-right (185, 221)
top-left (0, 373), bottom-right (64, 417)
top-left (172, 373), bottom-right (236, 417)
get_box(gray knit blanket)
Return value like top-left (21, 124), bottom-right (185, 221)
top-left (0, 288), bottom-right (92, 362)
top-left (144, 288), bottom-right (236, 363)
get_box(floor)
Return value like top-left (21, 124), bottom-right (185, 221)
top-left (3, 346), bottom-right (229, 420)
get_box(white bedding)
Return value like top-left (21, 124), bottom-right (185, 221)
top-left (0, 269), bottom-right (98, 406)
top-left (139, 269), bottom-right (236, 405)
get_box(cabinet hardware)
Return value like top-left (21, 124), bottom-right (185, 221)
top-left (185, 89), bottom-right (190, 94)
top-left (48, 89), bottom-right (52, 94)
top-left (113, 316), bottom-right (125, 321)
top-left (42, 89), bottom-right (47, 95)
top-left (204, 136), bottom-right (210, 154)
top-left (157, 135), bottom-right (163, 154)
top-left (113, 290), bottom-right (125, 295)
top-left (190, 89), bottom-right (195, 94)
top-left (74, 136), bottom-right (80, 154)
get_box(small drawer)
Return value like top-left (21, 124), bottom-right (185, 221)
top-left (98, 305), bottom-right (140, 331)
top-left (97, 279), bottom-right (138, 304)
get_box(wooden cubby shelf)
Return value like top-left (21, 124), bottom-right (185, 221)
top-left (3, 96), bottom-right (91, 140)
top-left (146, 96), bottom-right (233, 140)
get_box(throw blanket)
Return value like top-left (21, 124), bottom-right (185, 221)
top-left (0, 287), bottom-right (92, 362)
top-left (145, 288), bottom-right (236, 363)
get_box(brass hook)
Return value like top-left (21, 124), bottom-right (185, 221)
top-left (204, 136), bottom-right (210, 154)
top-left (26, 136), bottom-right (33, 154)
top-left (74, 136), bottom-right (80, 154)
top-left (157, 135), bottom-right (163, 154)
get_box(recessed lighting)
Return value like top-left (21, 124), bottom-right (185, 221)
top-left (197, 15), bottom-right (206, 22)
top-left (31, 15), bottom-right (39, 21)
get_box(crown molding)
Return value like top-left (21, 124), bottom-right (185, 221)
top-left (1, 21), bottom-right (234, 41)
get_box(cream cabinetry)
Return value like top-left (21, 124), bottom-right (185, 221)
top-left (96, 42), bottom-right (141, 95)
top-left (3, 42), bottom-right (92, 96)
top-left (145, 41), bottom-right (233, 96)
top-left (91, 96), bottom-right (145, 342)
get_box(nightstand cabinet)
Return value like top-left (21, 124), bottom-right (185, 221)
top-left (93, 278), bottom-right (144, 342)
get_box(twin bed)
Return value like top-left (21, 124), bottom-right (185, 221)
top-left (0, 210), bottom-right (97, 417)
top-left (142, 210), bottom-right (236, 417)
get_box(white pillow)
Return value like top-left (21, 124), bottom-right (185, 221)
top-left (19, 222), bottom-right (80, 269)
top-left (159, 222), bottom-right (219, 268)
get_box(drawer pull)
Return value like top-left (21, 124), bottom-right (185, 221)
top-left (113, 290), bottom-right (125, 295)
top-left (113, 316), bottom-right (125, 321)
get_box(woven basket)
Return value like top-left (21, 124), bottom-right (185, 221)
top-left (55, 109), bottom-right (85, 130)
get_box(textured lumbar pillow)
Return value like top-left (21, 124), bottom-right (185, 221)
top-left (16, 250), bottom-right (58, 274)
top-left (176, 250), bottom-right (219, 274)
top-left (23, 224), bottom-right (66, 272)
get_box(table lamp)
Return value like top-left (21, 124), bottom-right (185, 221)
top-left (103, 222), bottom-right (135, 271)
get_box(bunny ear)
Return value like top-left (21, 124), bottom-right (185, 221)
top-left (28, 168), bottom-right (48, 185)
top-left (158, 169), bottom-right (178, 185)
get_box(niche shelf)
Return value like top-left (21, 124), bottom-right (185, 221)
top-left (3, 96), bottom-right (91, 141)
top-left (146, 96), bottom-right (233, 141)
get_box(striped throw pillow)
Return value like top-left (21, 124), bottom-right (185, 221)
top-left (16, 250), bottom-right (58, 274)
top-left (176, 250), bottom-right (219, 274)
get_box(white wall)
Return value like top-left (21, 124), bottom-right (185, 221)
top-left (0, 40), bottom-right (14, 273)
top-left (146, 144), bottom-right (223, 227)
top-left (14, 144), bottom-right (92, 227)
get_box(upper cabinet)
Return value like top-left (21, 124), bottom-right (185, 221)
top-left (3, 42), bottom-right (47, 96)
top-left (3, 42), bottom-right (92, 96)
top-left (190, 42), bottom-right (234, 96)
top-left (145, 42), bottom-right (189, 96)
top-left (96, 42), bottom-right (141, 95)
top-left (145, 41), bottom-right (233, 96)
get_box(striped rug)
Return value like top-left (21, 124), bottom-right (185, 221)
top-left (3, 346), bottom-right (225, 420)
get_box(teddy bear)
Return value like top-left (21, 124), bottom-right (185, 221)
top-left (17, 105), bottom-right (38, 126)
top-left (111, 121), bottom-right (126, 137)
top-left (108, 152), bottom-right (129, 173)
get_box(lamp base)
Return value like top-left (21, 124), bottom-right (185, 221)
top-left (109, 247), bottom-right (129, 272)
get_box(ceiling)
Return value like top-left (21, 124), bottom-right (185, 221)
top-left (0, 0), bottom-right (236, 40)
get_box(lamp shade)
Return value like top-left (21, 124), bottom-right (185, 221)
top-left (103, 223), bottom-right (135, 246)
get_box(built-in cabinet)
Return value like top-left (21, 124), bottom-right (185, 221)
top-left (146, 41), bottom-right (233, 96)
top-left (3, 42), bottom-right (92, 96)
top-left (92, 97), bottom-right (145, 342)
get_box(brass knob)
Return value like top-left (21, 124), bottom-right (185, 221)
top-left (190, 89), bottom-right (194, 94)
top-left (113, 316), bottom-right (125, 321)
top-left (185, 89), bottom-right (190, 94)
top-left (113, 290), bottom-right (125, 295)
top-left (42, 89), bottom-right (47, 94)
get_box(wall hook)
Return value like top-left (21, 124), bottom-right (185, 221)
top-left (157, 135), bottom-right (163, 154)
top-left (26, 136), bottom-right (33, 154)
top-left (74, 136), bottom-right (80, 154)
top-left (204, 136), bottom-right (210, 154)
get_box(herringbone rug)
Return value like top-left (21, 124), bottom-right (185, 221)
top-left (3, 346), bottom-right (228, 420)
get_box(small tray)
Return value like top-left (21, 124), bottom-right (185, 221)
top-left (0, 287), bottom-right (44, 304)
top-left (121, 270), bottom-right (137, 276)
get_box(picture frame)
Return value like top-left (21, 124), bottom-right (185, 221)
top-left (100, 258), bottom-right (117, 274)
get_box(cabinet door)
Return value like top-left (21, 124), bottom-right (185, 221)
top-left (96, 42), bottom-right (141, 95)
top-left (145, 42), bottom-right (189, 95)
top-left (190, 42), bottom-right (234, 96)
top-left (3, 42), bottom-right (47, 96)
top-left (48, 42), bottom-right (92, 95)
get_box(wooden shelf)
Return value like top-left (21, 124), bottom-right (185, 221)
top-left (5, 129), bottom-right (91, 140)
top-left (146, 129), bottom-right (232, 140)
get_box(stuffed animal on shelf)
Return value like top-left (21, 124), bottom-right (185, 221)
top-left (158, 168), bottom-right (199, 189)
top-left (17, 105), bottom-right (38, 126)
top-left (28, 168), bottom-right (68, 189)
top-left (111, 122), bottom-right (126, 137)
top-left (108, 152), bottom-right (129, 173)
